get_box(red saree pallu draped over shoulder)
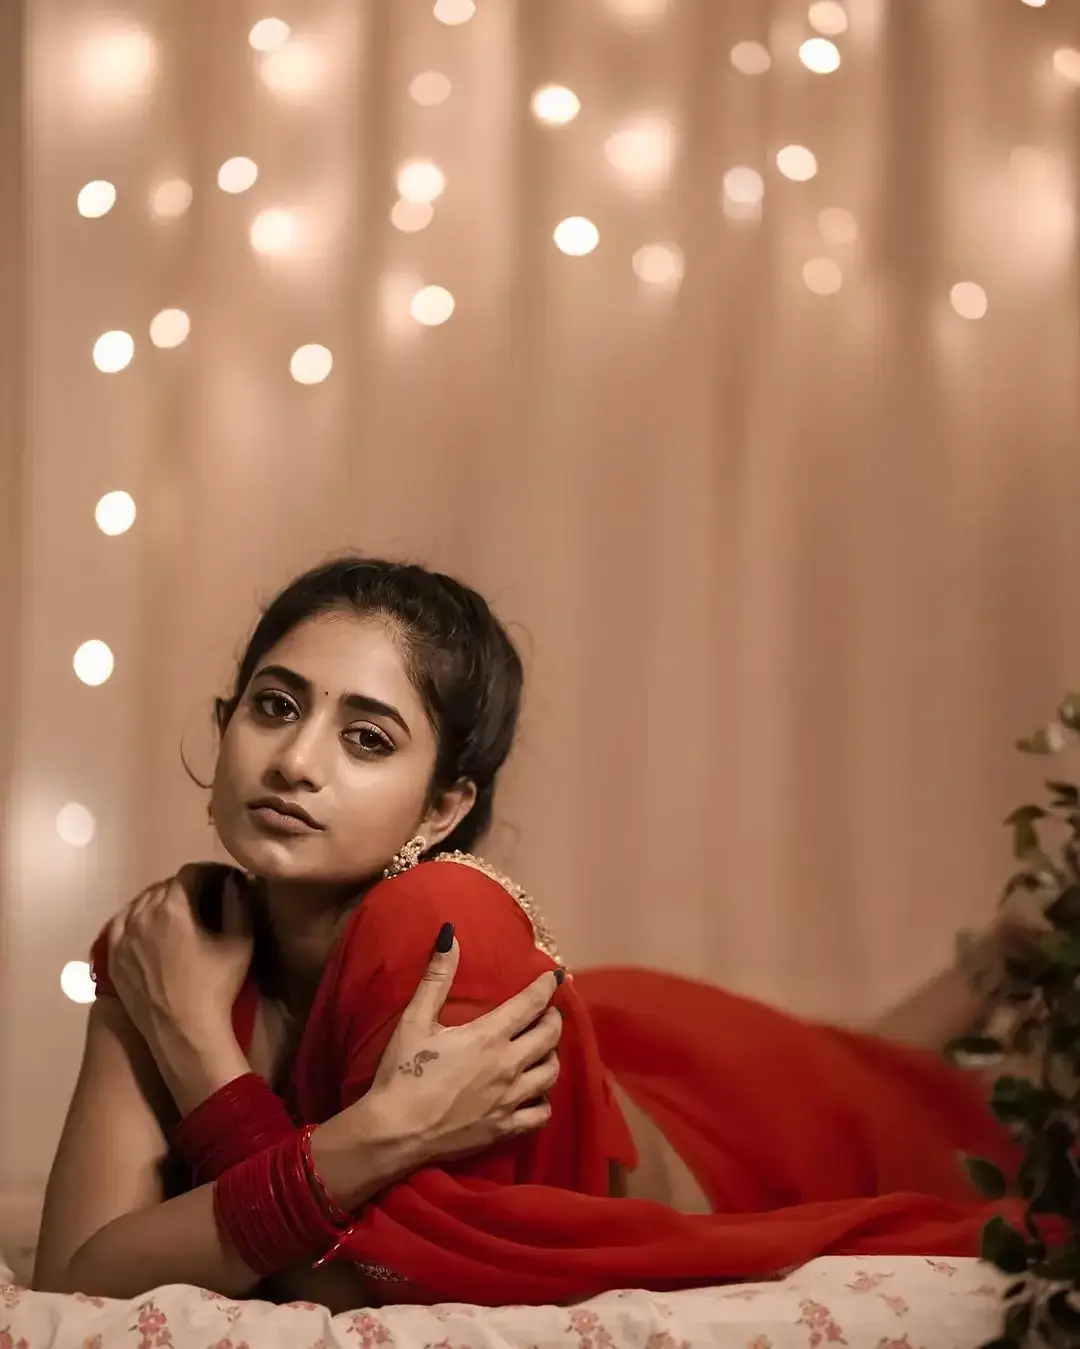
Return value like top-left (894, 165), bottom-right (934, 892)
top-left (91, 860), bottom-right (1026, 1307)
top-left (284, 861), bottom-right (1022, 1306)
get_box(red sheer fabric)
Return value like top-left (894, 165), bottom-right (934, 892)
top-left (91, 862), bottom-right (1023, 1307)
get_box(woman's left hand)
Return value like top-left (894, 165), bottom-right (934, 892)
top-left (106, 863), bottom-right (254, 1112)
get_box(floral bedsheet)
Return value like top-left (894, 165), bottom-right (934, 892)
top-left (0, 1256), bottom-right (1004, 1349)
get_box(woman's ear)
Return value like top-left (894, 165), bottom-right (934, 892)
top-left (421, 779), bottom-right (478, 850)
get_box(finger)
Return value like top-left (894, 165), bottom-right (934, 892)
top-left (127, 882), bottom-right (166, 929)
top-left (509, 1005), bottom-right (563, 1073)
top-left (472, 968), bottom-right (563, 1041)
top-left (501, 1100), bottom-right (553, 1137)
top-left (398, 925), bottom-right (460, 1029)
top-left (505, 1051), bottom-right (560, 1109)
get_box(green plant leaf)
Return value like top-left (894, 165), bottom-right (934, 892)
top-left (1047, 887), bottom-right (1080, 935)
top-left (1002, 871), bottom-right (1042, 901)
top-left (947, 1035), bottom-right (1004, 1062)
top-left (1006, 806), bottom-right (1047, 859)
top-left (988, 1076), bottom-right (1047, 1125)
top-left (1018, 730), bottom-right (1057, 755)
top-left (1005, 805), bottom-right (1050, 827)
top-left (1058, 988), bottom-right (1080, 1026)
top-left (1058, 697), bottom-right (1080, 730)
top-left (964, 1155), bottom-right (1008, 1198)
top-left (980, 1215), bottom-right (1031, 1275)
top-left (1040, 932), bottom-right (1080, 969)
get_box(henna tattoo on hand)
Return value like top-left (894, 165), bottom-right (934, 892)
top-left (398, 1049), bottom-right (439, 1078)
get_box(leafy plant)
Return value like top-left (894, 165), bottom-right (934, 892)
top-left (949, 694), bottom-right (1080, 1347)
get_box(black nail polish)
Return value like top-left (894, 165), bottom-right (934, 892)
top-left (554, 967), bottom-right (566, 986)
top-left (434, 921), bottom-right (455, 953)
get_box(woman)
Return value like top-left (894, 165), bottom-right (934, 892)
top-left (35, 557), bottom-right (1026, 1308)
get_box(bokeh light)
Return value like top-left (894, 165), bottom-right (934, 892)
top-left (150, 179), bottom-right (192, 219)
top-left (817, 207), bottom-right (858, 244)
top-left (396, 160), bottom-right (446, 204)
top-left (73, 640), bottom-right (115, 687)
top-left (808, 2), bottom-right (849, 35)
top-left (148, 309), bottom-right (190, 348)
top-left (409, 71), bottom-right (452, 106)
top-left (390, 200), bottom-right (434, 233)
top-left (60, 961), bottom-right (97, 1004)
top-left (799, 38), bottom-right (841, 74)
top-left (603, 117), bottom-right (676, 189)
top-left (531, 85), bottom-right (581, 125)
top-left (250, 208), bottom-right (297, 254)
top-left (553, 217), bottom-right (600, 256)
top-left (730, 42), bottom-right (771, 75)
top-left (94, 491), bottom-right (137, 536)
top-left (290, 344), bottom-right (334, 384)
top-left (260, 40), bottom-right (325, 95)
top-left (410, 285), bottom-right (456, 326)
top-left (776, 145), bottom-right (818, 181)
top-left (217, 157), bottom-right (259, 194)
top-left (249, 18), bottom-right (290, 51)
top-left (803, 257), bottom-right (843, 295)
top-left (433, 0), bottom-right (476, 24)
top-left (77, 181), bottom-right (116, 219)
top-left (56, 804), bottom-right (96, 849)
top-left (950, 282), bottom-right (988, 320)
top-left (632, 243), bottom-right (684, 289)
top-left (722, 166), bottom-right (765, 221)
top-left (1052, 48), bottom-right (1080, 85)
top-left (92, 331), bottom-right (134, 373)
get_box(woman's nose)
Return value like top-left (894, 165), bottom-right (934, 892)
top-left (269, 720), bottom-right (328, 790)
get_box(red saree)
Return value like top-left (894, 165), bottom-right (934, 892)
top-left (92, 860), bottom-right (1020, 1306)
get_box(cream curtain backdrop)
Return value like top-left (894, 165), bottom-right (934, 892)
top-left (2, 0), bottom-right (1080, 1190)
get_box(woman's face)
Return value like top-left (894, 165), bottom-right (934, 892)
top-left (211, 611), bottom-right (472, 887)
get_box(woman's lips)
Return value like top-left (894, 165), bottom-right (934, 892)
top-left (248, 804), bottom-right (321, 836)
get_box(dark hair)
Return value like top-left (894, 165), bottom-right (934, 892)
top-left (215, 557), bottom-right (523, 857)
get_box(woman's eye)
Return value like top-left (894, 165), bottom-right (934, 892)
top-left (344, 725), bottom-right (393, 756)
top-left (253, 691), bottom-right (299, 721)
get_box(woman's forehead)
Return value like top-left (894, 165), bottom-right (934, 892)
top-left (263, 612), bottom-right (418, 704)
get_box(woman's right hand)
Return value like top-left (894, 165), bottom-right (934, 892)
top-left (360, 923), bottom-right (563, 1163)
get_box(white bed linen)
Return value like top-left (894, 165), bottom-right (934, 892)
top-left (0, 1255), bottom-right (1005, 1348)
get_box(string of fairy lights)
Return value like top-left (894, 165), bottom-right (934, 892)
top-left (56, 0), bottom-right (1076, 1002)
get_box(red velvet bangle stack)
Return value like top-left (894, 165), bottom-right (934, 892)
top-left (213, 1130), bottom-right (350, 1276)
top-left (172, 1073), bottom-right (295, 1186)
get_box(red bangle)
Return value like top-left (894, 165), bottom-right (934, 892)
top-left (299, 1123), bottom-right (352, 1227)
top-left (213, 1132), bottom-right (347, 1277)
top-left (172, 1074), bottom-right (295, 1185)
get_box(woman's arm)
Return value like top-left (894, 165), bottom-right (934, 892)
top-left (34, 997), bottom-right (174, 1291)
top-left (868, 946), bottom-right (989, 1053)
top-left (36, 938), bottom-right (561, 1299)
top-left (53, 1083), bottom-right (421, 1300)
top-left (868, 910), bottom-right (1042, 1053)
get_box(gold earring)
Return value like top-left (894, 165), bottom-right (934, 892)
top-left (384, 835), bottom-right (427, 879)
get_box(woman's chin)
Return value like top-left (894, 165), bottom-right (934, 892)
top-left (215, 822), bottom-right (313, 881)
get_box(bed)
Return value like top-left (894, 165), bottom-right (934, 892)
top-left (0, 1249), bottom-right (1006, 1349)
